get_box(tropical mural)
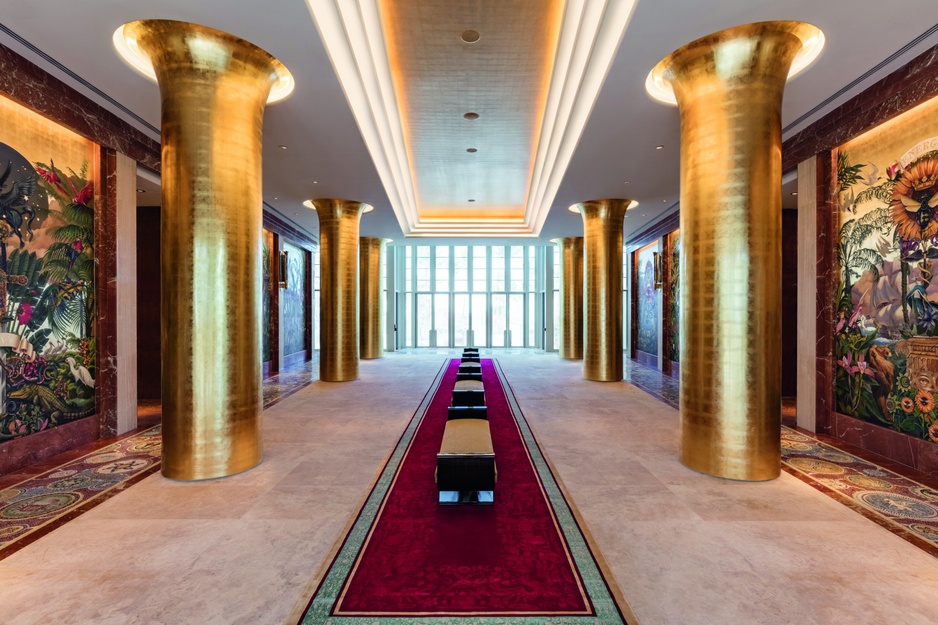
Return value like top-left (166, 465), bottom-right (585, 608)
top-left (262, 229), bottom-right (273, 363)
top-left (669, 231), bottom-right (680, 363)
top-left (282, 240), bottom-right (307, 356)
top-left (0, 95), bottom-right (97, 441)
top-left (834, 95), bottom-right (938, 444)
top-left (636, 242), bottom-right (658, 356)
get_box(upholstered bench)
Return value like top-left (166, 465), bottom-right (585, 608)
top-left (448, 405), bottom-right (488, 420)
top-left (454, 379), bottom-right (483, 391)
top-left (437, 418), bottom-right (495, 504)
top-left (456, 371), bottom-right (482, 382)
top-left (461, 355), bottom-right (480, 363)
top-left (452, 389), bottom-right (485, 407)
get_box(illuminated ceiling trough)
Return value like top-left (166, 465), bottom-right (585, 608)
top-left (306, 0), bottom-right (638, 238)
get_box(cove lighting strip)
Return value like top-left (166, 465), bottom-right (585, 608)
top-left (304, 0), bottom-right (638, 238)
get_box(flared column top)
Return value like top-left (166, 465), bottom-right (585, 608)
top-left (114, 19), bottom-right (294, 103)
top-left (646, 21), bottom-right (823, 106)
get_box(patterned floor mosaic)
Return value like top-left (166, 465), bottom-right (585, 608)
top-left (624, 358), bottom-right (938, 556)
top-left (781, 429), bottom-right (938, 555)
top-left (0, 357), bottom-right (319, 559)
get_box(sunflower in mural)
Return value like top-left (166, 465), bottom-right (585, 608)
top-left (889, 155), bottom-right (938, 242)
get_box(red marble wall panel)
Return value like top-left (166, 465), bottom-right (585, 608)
top-left (0, 416), bottom-right (98, 476)
top-left (783, 44), bottom-right (938, 172)
top-left (0, 42), bottom-right (160, 171)
top-left (96, 148), bottom-right (119, 437)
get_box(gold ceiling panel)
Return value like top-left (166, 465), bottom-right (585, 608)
top-left (379, 0), bottom-right (565, 221)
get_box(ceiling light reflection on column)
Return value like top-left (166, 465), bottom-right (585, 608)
top-left (112, 24), bottom-right (295, 103)
top-left (303, 199), bottom-right (373, 213)
top-left (644, 22), bottom-right (824, 105)
top-left (568, 200), bottom-right (638, 214)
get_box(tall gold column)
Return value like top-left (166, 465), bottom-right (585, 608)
top-left (576, 200), bottom-right (633, 381)
top-left (360, 237), bottom-right (390, 359)
top-left (649, 21), bottom-right (822, 480)
top-left (117, 20), bottom-right (293, 480)
top-left (552, 237), bottom-right (584, 359)
top-left (311, 199), bottom-right (370, 381)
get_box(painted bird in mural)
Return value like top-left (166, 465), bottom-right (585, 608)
top-left (0, 161), bottom-right (38, 247)
top-left (65, 356), bottom-right (95, 389)
top-left (862, 162), bottom-right (882, 187)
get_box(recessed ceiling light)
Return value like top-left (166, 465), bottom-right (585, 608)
top-left (273, 197), bottom-right (278, 200)
top-left (662, 199), bottom-right (667, 203)
top-left (466, 148), bottom-right (477, 153)
top-left (463, 112), bottom-right (479, 120)
top-left (313, 180), bottom-right (319, 184)
top-left (655, 145), bottom-right (664, 150)
top-left (279, 145), bottom-right (287, 150)
top-left (623, 181), bottom-right (630, 185)
top-left (136, 188), bottom-right (145, 193)
top-left (461, 30), bottom-right (481, 44)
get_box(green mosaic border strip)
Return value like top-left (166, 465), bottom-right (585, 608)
top-left (296, 359), bottom-right (631, 625)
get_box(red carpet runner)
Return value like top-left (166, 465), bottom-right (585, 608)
top-left (295, 359), bottom-right (631, 624)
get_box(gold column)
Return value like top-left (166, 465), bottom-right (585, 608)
top-left (119, 20), bottom-right (292, 480)
top-left (552, 237), bottom-right (584, 359)
top-left (576, 200), bottom-right (632, 382)
top-left (360, 237), bottom-right (390, 359)
top-left (650, 21), bottom-right (822, 480)
top-left (312, 199), bottom-right (370, 381)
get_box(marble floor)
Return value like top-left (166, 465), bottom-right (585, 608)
top-left (1, 350), bottom-right (937, 624)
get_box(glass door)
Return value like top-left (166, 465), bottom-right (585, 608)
top-left (454, 293), bottom-right (469, 346)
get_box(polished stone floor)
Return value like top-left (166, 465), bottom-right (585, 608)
top-left (1, 350), bottom-right (937, 624)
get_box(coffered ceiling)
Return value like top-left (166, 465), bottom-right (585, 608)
top-left (1, 1), bottom-right (937, 244)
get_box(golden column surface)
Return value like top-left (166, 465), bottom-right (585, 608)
top-left (118, 20), bottom-right (293, 480)
top-left (552, 237), bottom-right (584, 359)
top-left (313, 200), bottom-right (370, 381)
top-left (577, 200), bottom-right (632, 381)
top-left (360, 237), bottom-right (390, 359)
top-left (649, 21), bottom-right (822, 481)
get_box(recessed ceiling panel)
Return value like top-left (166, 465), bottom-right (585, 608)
top-left (379, 0), bottom-right (565, 221)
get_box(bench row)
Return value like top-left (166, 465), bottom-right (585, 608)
top-left (437, 349), bottom-right (496, 505)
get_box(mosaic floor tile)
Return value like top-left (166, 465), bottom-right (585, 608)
top-left (0, 357), bottom-right (318, 559)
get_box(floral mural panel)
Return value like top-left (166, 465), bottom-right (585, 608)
top-left (262, 229), bottom-right (273, 363)
top-left (669, 230), bottom-right (680, 363)
top-left (836, 95), bottom-right (938, 444)
top-left (282, 240), bottom-right (307, 356)
top-left (636, 242), bottom-right (658, 356)
top-left (0, 94), bottom-right (96, 441)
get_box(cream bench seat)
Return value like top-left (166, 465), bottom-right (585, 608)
top-left (437, 418), bottom-right (496, 505)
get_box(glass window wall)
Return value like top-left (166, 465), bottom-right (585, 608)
top-left (392, 245), bottom-right (542, 348)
